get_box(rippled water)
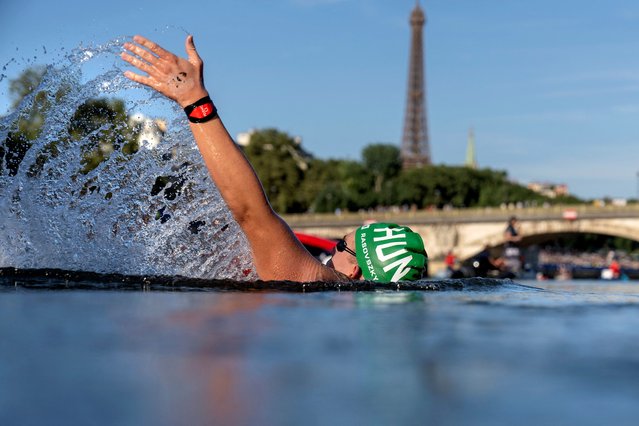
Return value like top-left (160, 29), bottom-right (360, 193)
top-left (0, 38), bottom-right (253, 279)
top-left (1, 276), bottom-right (639, 426)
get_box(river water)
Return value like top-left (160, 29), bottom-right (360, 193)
top-left (1, 274), bottom-right (638, 426)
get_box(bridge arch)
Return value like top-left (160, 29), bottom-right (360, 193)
top-left (435, 218), bottom-right (639, 262)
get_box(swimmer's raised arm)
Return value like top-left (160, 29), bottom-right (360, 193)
top-left (121, 35), bottom-right (344, 282)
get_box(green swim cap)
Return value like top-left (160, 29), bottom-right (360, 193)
top-left (355, 223), bottom-right (427, 282)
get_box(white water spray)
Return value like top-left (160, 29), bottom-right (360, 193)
top-left (0, 38), bottom-right (255, 279)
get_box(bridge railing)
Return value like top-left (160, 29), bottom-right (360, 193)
top-left (283, 204), bottom-right (639, 228)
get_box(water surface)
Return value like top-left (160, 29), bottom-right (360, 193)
top-left (2, 276), bottom-right (638, 426)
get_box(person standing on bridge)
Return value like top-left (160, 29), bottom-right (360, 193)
top-left (120, 35), bottom-right (427, 283)
top-left (503, 216), bottom-right (523, 276)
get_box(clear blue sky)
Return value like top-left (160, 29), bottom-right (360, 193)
top-left (2, 0), bottom-right (639, 199)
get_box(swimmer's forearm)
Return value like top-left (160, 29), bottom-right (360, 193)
top-left (188, 118), bottom-right (274, 225)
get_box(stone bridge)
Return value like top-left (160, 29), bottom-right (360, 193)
top-left (284, 205), bottom-right (639, 262)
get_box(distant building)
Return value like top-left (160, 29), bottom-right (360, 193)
top-left (129, 113), bottom-right (166, 149)
top-left (593, 198), bottom-right (627, 207)
top-left (236, 129), bottom-right (308, 170)
top-left (527, 182), bottom-right (569, 198)
top-left (236, 129), bottom-right (302, 147)
top-left (236, 129), bottom-right (255, 147)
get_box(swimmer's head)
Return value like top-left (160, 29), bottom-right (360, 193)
top-left (353, 223), bottom-right (427, 282)
top-left (326, 233), bottom-right (360, 279)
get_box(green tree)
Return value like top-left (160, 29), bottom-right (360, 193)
top-left (299, 158), bottom-right (337, 212)
top-left (390, 165), bottom-right (568, 209)
top-left (2, 67), bottom-right (50, 176)
top-left (68, 98), bottom-right (140, 174)
top-left (362, 143), bottom-right (402, 195)
top-left (9, 66), bottom-right (46, 109)
top-left (302, 158), bottom-right (375, 213)
top-left (243, 128), bottom-right (312, 213)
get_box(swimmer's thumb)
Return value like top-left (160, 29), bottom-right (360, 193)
top-left (185, 35), bottom-right (202, 64)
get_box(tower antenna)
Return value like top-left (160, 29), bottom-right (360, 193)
top-left (466, 127), bottom-right (477, 169)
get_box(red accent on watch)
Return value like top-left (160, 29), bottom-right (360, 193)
top-left (189, 103), bottom-right (214, 119)
top-left (184, 96), bottom-right (218, 123)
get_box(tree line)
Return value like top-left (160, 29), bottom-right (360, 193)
top-left (243, 128), bottom-right (581, 214)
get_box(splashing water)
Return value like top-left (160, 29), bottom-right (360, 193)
top-left (0, 38), bottom-right (255, 279)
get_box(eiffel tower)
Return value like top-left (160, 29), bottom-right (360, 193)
top-left (401, 1), bottom-right (431, 168)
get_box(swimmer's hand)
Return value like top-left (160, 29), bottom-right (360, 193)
top-left (121, 35), bottom-right (209, 107)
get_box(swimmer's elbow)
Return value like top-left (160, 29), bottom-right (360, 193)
top-left (231, 204), bottom-right (275, 230)
top-left (231, 206), bottom-right (251, 227)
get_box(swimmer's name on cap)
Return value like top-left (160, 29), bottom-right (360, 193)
top-left (355, 223), bottom-right (428, 282)
top-left (184, 96), bottom-right (218, 123)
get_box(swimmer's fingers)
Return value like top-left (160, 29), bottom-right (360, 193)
top-left (123, 42), bottom-right (161, 69)
top-left (120, 52), bottom-right (158, 77)
top-left (122, 70), bottom-right (157, 90)
top-left (132, 35), bottom-right (174, 61)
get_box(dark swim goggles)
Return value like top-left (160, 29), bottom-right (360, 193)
top-left (335, 238), bottom-right (356, 257)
